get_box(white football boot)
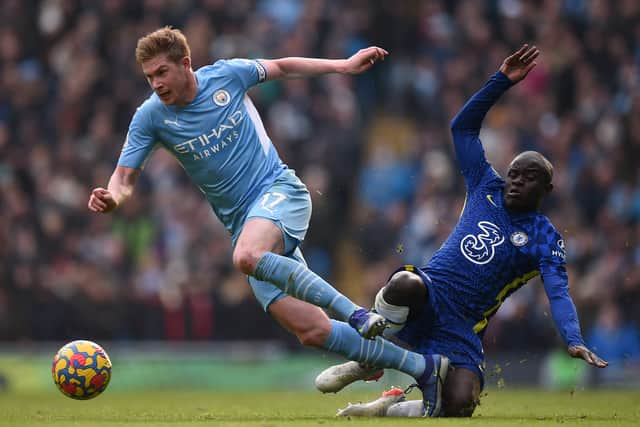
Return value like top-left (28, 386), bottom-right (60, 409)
top-left (315, 361), bottom-right (384, 393)
top-left (336, 387), bottom-right (406, 417)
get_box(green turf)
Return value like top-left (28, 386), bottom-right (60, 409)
top-left (0, 388), bottom-right (638, 426)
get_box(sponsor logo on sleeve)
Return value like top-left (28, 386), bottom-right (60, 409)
top-left (552, 239), bottom-right (566, 260)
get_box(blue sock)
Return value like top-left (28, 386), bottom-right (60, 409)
top-left (323, 320), bottom-right (426, 379)
top-left (254, 252), bottom-right (359, 319)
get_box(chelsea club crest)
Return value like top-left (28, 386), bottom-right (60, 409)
top-left (510, 231), bottom-right (528, 246)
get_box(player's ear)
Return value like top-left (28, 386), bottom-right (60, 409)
top-left (182, 56), bottom-right (191, 70)
top-left (545, 182), bottom-right (553, 195)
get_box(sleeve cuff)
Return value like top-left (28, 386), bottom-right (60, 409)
top-left (495, 70), bottom-right (515, 86)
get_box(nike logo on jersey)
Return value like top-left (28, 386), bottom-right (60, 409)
top-left (486, 194), bottom-right (498, 207)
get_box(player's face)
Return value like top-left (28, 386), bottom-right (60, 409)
top-left (141, 54), bottom-right (190, 106)
top-left (503, 156), bottom-right (552, 212)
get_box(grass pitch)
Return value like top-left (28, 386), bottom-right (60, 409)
top-left (0, 388), bottom-right (638, 426)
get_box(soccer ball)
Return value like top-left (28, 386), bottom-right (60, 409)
top-left (51, 340), bottom-right (112, 400)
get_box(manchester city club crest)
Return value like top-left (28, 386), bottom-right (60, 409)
top-left (510, 231), bottom-right (528, 246)
top-left (213, 89), bottom-right (231, 106)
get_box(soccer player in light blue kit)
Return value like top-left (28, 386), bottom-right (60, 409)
top-left (317, 45), bottom-right (609, 418)
top-left (88, 27), bottom-right (442, 399)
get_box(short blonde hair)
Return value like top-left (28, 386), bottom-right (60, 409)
top-left (135, 26), bottom-right (191, 64)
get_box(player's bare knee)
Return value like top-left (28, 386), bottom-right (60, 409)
top-left (443, 388), bottom-right (477, 417)
top-left (232, 248), bottom-right (263, 275)
top-left (383, 271), bottom-right (426, 308)
top-left (296, 319), bottom-right (331, 348)
top-left (442, 368), bottom-right (481, 417)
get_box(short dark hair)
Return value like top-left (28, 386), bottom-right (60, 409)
top-left (514, 151), bottom-right (554, 184)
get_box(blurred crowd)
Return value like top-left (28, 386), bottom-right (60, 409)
top-left (1, 0), bottom-right (639, 376)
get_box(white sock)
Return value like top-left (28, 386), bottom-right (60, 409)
top-left (374, 287), bottom-right (409, 338)
top-left (386, 400), bottom-right (425, 417)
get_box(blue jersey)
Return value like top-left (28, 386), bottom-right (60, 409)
top-left (422, 72), bottom-right (585, 348)
top-left (118, 59), bottom-right (287, 235)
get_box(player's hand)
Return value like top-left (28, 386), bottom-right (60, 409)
top-left (342, 46), bottom-right (388, 75)
top-left (499, 44), bottom-right (539, 83)
top-left (568, 344), bottom-right (608, 368)
top-left (88, 187), bottom-right (118, 213)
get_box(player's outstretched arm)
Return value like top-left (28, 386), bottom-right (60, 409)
top-left (542, 273), bottom-right (609, 369)
top-left (87, 166), bottom-right (140, 213)
top-left (499, 44), bottom-right (539, 84)
top-left (568, 344), bottom-right (608, 368)
top-left (262, 46), bottom-right (388, 81)
top-left (450, 45), bottom-right (539, 133)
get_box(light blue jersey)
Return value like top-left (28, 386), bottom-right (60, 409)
top-left (118, 58), bottom-right (288, 236)
top-left (115, 50), bottom-right (430, 380)
top-left (115, 52), bottom-right (409, 374)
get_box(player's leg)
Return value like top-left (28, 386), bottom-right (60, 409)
top-left (234, 217), bottom-right (354, 317)
top-left (267, 295), bottom-right (434, 388)
top-left (248, 251), bottom-right (430, 381)
top-left (442, 367), bottom-right (481, 417)
top-left (233, 173), bottom-right (385, 338)
top-left (235, 218), bottom-right (384, 337)
top-left (317, 267), bottom-right (449, 416)
top-left (385, 368), bottom-right (480, 418)
top-left (336, 387), bottom-right (411, 417)
top-left (335, 369), bottom-right (480, 418)
top-left (244, 243), bottom-right (431, 386)
top-left (376, 270), bottom-right (427, 335)
top-left (252, 272), bottom-right (430, 381)
top-left (336, 386), bottom-right (426, 417)
top-left (316, 269), bottom-right (428, 391)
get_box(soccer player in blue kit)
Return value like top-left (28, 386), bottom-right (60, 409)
top-left (88, 27), bottom-right (449, 397)
top-left (316, 45), bottom-right (608, 418)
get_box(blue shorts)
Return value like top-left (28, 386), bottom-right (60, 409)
top-left (393, 266), bottom-right (486, 388)
top-left (236, 170), bottom-right (312, 311)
